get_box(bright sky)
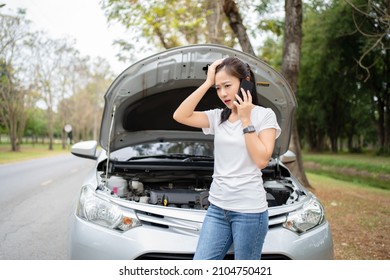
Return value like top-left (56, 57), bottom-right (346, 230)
top-left (2, 0), bottom-right (132, 75)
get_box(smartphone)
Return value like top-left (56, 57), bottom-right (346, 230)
top-left (237, 79), bottom-right (254, 100)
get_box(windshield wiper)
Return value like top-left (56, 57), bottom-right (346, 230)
top-left (182, 155), bottom-right (214, 162)
top-left (128, 153), bottom-right (213, 161)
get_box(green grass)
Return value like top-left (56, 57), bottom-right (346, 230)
top-left (0, 143), bottom-right (69, 164)
top-left (303, 152), bottom-right (390, 191)
top-left (303, 152), bottom-right (390, 174)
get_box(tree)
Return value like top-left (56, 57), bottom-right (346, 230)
top-left (281, 0), bottom-right (312, 188)
top-left (101, 0), bottom-right (235, 61)
top-left (58, 56), bottom-right (113, 144)
top-left (223, 0), bottom-right (256, 56)
top-left (1, 7), bottom-right (117, 150)
top-left (298, 0), bottom-right (386, 154)
top-left (298, 1), bottom-right (360, 153)
top-left (31, 33), bottom-right (80, 150)
top-left (0, 11), bottom-right (33, 151)
top-left (344, 0), bottom-right (390, 154)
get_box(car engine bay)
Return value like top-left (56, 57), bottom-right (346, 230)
top-left (97, 160), bottom-right (302, 209)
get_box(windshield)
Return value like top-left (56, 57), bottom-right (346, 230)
top-left (110, 141), bottom-right (214, 161)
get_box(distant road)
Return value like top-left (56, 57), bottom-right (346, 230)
top-left (0, 154), bottom-right (95, 259)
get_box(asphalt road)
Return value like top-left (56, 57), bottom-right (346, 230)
top-left (0, 154), bottom-right (95, 259)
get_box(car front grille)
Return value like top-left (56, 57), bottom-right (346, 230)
top-left (136, 210), bottom-right (287, 231)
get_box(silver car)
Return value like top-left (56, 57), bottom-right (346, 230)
top-left (69, 44), bottom-right (334, 260)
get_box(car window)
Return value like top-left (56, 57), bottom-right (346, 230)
top-left (110, 141), bottom-right (214, 161)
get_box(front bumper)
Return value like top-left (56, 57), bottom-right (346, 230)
top-left (68, 209), bottom-right (333, 260)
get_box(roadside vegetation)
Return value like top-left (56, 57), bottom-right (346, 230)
top-left (303, 152), bottom-right (390, 191)
top-left (0, 143), bottom-right (68, 164)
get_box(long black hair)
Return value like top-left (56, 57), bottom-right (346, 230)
top-left (215, 57), bottom-right (259, 124)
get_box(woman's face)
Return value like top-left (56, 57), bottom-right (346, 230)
top-left (215, 69), bottom-right (240, 110)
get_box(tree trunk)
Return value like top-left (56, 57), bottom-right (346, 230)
top-left (47, 106), bottom-right (54, 151)
top-left (385, 48), bottom-right (390, 150)
top-left (222, 0), bottom-right (256, 56)
top-left (9, 123), bottom-right (19, 152)
top-left (281, 0), bottom-right (312, 189)
top-left (206, 0), bottom-right (224, 44)
top-left (0, 64), bottom-right (24, 152)
top-left (16, 94), bottom-right (27, 150)
top-left (62, 129), bottom-right (66, 150)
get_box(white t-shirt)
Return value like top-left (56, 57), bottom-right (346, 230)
top-left (202, 106), bottom-right (281, 213)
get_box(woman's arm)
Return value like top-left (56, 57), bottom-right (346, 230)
top-left (172, 81), bottom-right (212, 128)
top-left (235, 88), bottom-right (277, 169)
top-left (173, 59), bottom-right (224, 128)
top-left (244, 127), bottom-right (277, 169)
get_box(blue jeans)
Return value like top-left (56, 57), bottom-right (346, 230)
top-left (193, 204), bottom-right (268, 260)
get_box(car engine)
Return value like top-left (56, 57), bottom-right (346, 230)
top-left (103, 173), bottom-right (297, 209)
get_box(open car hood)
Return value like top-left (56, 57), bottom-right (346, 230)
top-left (100, 44), bottom-right (296, 157)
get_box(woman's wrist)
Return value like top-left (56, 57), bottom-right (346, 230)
top-left (203, 79), bottom-right (214, 88)
top-left (241, 119), bottom-right (252, 127)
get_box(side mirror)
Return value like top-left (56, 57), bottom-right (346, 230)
top-left (280, 150), bottom-right (296, 164)
top-left (71, 140), bottom-right (98, 160)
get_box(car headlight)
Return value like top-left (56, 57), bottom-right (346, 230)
top-left (76, 185), bottom-right (141, 232)
top-left (283, 198), bottom-right (324, 233)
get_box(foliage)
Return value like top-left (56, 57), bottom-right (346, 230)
top-left (345, 0), bottom-right (390, 154)
top-left (298, 0), bottom-right (377, 153)
top-left (255, 0), bottom-right (284, 36)
top-left (0, 11), bottom-right (33, 151)
top-left (101, 0), bottom-right (235, 61)
top-left (24, 107), bottom-right (48, 139)
top-left (343, 0), bottom-right (390, 82)
top-left (249, 0), bottom-right (284, 68)
top-left (258, 37), bottom-right (283, 70)
top-left (0, 10), bottom-right (114, 151)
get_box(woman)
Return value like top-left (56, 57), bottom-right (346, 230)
top-left (173, 57), bottom-right (281, 260)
